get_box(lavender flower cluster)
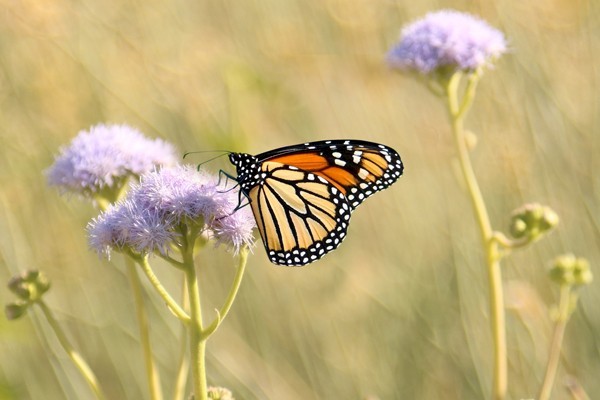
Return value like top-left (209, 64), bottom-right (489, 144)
top-left (47, 124), bottom-right (177, 195)
top-left (87, 166), bottom-right (255, 257)
top-left (387, 10), bottom-right (507, 74)
top-left (47, 124), bottom-right (255, 257)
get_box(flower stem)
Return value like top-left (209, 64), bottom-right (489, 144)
top-left (173, 275), bottom-right (190, 400)
top-left (183, 250), bottom-right (207, 400)
top-left (202, 247), bottom-right (249, 339)
top-left (445, 72), bottom-right (507, 400)
top-left (538, 285), bottom-right (572, 400)
top-left (187, 275), bottom-right (207, 400)
top-left (172, 322), bottom-right (190, 400)
top-left (37, 300), bottom-right (106, 400)
top-left (134, 253), bottom-right (191, 323)
top-left (124, 257), bottom-right (163, 400)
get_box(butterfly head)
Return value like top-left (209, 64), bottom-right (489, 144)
top-left (228, 152), bottom-right (262, 190)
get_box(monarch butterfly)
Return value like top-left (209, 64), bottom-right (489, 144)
top-left (228, 140), bottom-right (403, 266)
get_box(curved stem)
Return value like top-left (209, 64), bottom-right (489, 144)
top-left (134, 253), bottom-right (190, 323)
top-left (202, 247), bottom-right (249, 340)
top-left (457, 69), bottom-right (481, 119)
top-left (124, 257), bottom-right (163, 400)
top-left (538, 285), bottom-right (572, 400)
top-left (95, 188), bottom-right (162, 399)
top-left (445, 72), bottom-right (507, 400)
top-left (37, 301), bottom-right (106, 400)
top-left (446, 73), bottom-right (492, 239)
top-left (157, 253), bottom-right (186, 270)
top-left (492, 231), bottom-right (534, 250)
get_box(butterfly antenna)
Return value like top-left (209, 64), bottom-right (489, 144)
top-left (183, 151), bottom-right (232, 171)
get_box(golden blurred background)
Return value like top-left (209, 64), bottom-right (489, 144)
top-left (0, 0), bottom-right (598, 399)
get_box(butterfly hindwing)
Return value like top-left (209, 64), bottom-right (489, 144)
top-left (247, 162), bottom-right (351, 266)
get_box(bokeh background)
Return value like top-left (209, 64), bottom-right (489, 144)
top-left (0, 0), bottom-right (598, 399)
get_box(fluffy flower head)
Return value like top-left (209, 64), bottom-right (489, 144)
top-left (387, 10), bottom-right (507, 74)
top-left (47, 124), bottom-right (177, 195)
top-left (87, 165), bottom-right (255, 257)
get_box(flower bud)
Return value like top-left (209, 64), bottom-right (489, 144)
top-left (7, 275), bottom-right (32, 300)
top-left (549, 254), bottom-right (592, 287)
top-left (572, 258), bottom-right (593, 286)
top-left (7, 270), bottom-right (51, 302)
top-left (207, 386), bottom-right (235, 400)
top-left (5, 301), bottom-right (29, 320)
top-left (509, 203), bottom-right (559, 240)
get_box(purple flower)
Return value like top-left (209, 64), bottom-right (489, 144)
top-left (87, 165), bottom-right (255, 257)
top-left (212, 202), bottom-right (256, 252)
top-left (47, 124), bottom-right (177, 196)
top-left (130, 167), bottom-right (226, 221)
top-left (387, 10), bottom-right (507, 74)
top-left (88, 200), bottom-right (177, 257)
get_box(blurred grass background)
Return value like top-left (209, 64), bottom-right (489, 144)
top-left (0, 0), bottom-right (599, 399)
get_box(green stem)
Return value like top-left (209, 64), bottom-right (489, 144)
top-left (492, 231), bottom-right (534, 250)
top-left (134, 253), bottom-right (191, 323)
top-left (173, 276), bottom-right (190, 400)
top-left (124, 257), bottom-right (163, 400)
top-left (202, 247), bottom-right (249, 340)
top-left (172, 321), bottom-right (191, 400)
top-left (37, 300), bottom-right (106, 400)
top-left (173, 285), bottom-right (190, 400)
top-left (183, 247), bottom-right (207, 400)
top-left (188, 275), bottom-right (207, 400)
top-left (538, 285), bottom-right (572, 400)
top-left (445, 72), bottom-right (507, 400)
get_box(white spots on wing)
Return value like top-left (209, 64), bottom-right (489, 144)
top-left (358, 168), bottom-right (369, 179)
top-left (334, 159), bottom-right (346, 167)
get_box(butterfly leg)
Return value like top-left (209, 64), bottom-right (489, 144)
top-left (217, 169), bottom-right (240, 192)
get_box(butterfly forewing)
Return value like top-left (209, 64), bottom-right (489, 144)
top-left (264, 140), bottom-right (403, 209)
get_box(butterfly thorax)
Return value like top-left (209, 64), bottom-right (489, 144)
top-left (228, 153), bottom-right (264, 194)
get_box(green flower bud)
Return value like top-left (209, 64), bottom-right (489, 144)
top-left (5, 301), bottom-right (29, 320)
top-left (549, 254), bottom-right (592, 287)
top-left (7, 270), bottom-right (51, 302)
top-left (573, 258), bottom-right (593, 286)
top-left (509, 203), bottom-right (559, 240)
top-left (7, 275), bottom-right (32, 300)
top-left (207, 386), bottom-right (235, 400)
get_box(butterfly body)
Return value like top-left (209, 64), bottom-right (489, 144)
top-left (228, 140), bottom-right (403, 266)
